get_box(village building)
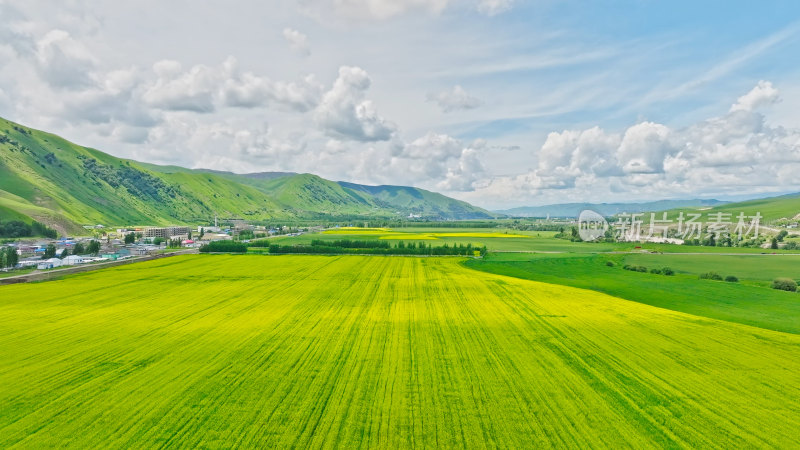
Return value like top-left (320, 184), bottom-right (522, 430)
top-left (144, 226), bottom-right (190, 240)
top-left (62, 255), bottom-right (85, 266)
top-left (37, 258), bottom-right (63, 270)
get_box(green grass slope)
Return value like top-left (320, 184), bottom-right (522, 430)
top-left (1, 255), bottom-right (799, 446)
top-left (338, 181), bottom-right (495, 219)
top-left (466, 252), bottom-right (800, 334)
top-left (0, 117), bottom-right (492, 231)
top-left (651, 192), bottom-right (800, 223)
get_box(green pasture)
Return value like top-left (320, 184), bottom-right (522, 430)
top-left (466, 252), bottom-right (800, 334)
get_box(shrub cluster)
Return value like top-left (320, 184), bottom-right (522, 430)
top-left (699, 272), bottom-right (724, 281)
top-left (199, 241), bottom-right (248, 253)
top-left (772, 278), bottom-right (798, 292)
top-left (621, 264), bottom-right (674, 276)
top-left (698, 272), bottom-right (740, 282)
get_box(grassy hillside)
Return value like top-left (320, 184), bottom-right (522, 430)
top-left (651, 192), bottom-right (800, 223)
top-left (1, 254), bottom-right (799, 446)
top-left (0, 118), bottom-right (492, 233)
top-left (339, 181), bottom-right (494, 219)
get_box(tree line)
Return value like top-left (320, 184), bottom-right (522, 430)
top-left (1, 247), bottom-right (19, 268)
top-left (199, 241), bottom-right (248, 253)
top-left (265, 240), bottom-right (487, 256)
top-left (0, 220), bottom-right (58, 239)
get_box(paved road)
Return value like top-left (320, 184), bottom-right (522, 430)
top-left (0, 249), bottom-right (198, 285)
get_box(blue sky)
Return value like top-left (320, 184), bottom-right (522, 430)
top-left (1, 0), bottom-right (799, 208)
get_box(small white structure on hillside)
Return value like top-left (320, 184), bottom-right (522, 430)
top-left (62, 255), bottom-right (85, 265)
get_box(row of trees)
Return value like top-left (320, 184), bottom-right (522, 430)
top-left (558, 225), bottom-right (796, 249)
top-left (266, 241), bottom-right (487, 256)
top-left (199, 241), bottom-right (248, 253)
top-left (0, 220), bottom-right (58, 239)
top-left (1, 247), bottom-right (19, 268)
top-left (40, 241), bottom-right (101, 259)
top-left (310, 239), bottom-right (391, 249)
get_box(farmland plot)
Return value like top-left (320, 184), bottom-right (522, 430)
top-left (1, 255), bottom-right (799, 447)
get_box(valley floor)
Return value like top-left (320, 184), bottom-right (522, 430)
top-left (1, 255), bottom-right (799, 447)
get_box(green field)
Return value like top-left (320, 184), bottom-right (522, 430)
top-left (467, 252), bottom-right (800, 334)
top-left (1, 254), bottom-right (799, 447)
top-left (268, 227), bottom-right (800, 254)
top-left (624, 253), bottom-right (800, 285)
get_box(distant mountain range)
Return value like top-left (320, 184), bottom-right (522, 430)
top-left (0, 117), bottom-right (494, 234)
top-left (495, 199), bottom-right (730, 218)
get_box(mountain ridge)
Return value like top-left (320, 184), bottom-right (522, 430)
top-left (0, 117), bottom-right (494, 233)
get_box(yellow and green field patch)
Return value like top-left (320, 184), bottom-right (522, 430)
top-left (322, 228), bottom-right (399, 235)
top-left (428, 232), bottom-right (528, 238)
top-left (378, 233), bottom-right (439, 240)
top-left (1, 255), bottom-right (798, 447)
top-left (379, 232), bottom-right (530, 239)
top-left (324, 227), bottom-right (531, 241)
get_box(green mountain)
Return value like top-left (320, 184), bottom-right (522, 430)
top-left (653, 192), bottom-right (800, 223)
top-left (0, 117), bottom-right (493, 233)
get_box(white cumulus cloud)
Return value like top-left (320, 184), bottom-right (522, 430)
top-left (34, 29), bottom-right (97, 89)
top-left (476, 0), bottom-right (513, 16)
top-left (299, 0), bottom-right (450, 20)
top-left (427, 85), bottom-right (483, 112)
top-left (283, 28), bottom-right (310, 56)
top-left (470, 81), bottom-right (800, 205)
top-left (730, 80), bottom-right (780, 112)
top-left (314, 66), bottom-right (397, 141)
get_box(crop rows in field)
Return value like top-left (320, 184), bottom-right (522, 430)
top-left (1, 255), bottom-right (799, 447)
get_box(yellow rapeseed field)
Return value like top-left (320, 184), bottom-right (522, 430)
top-left (323, 228), bottom-right (528, 240)
top-left (1, 255), bottom-right (798, 447)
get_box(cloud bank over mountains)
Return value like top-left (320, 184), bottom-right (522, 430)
top-left (1, 1), bottom-right (799, 209)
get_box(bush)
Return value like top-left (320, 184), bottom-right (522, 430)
top-left (623, 264), bottom-right (648, 273)
top-left (700, 272), bottom-right (723, 281)
top-left (605, 261), bottom-right (615, 267)
top-left (724, 275), bottom-right (739, 282)
top-left (662, 267), bottom-right (674, 276)
top-left (772, 278), bottom-right (798, 292)
top-left (650, 268), bottom-right (662, 274)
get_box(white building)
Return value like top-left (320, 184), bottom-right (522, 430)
top-left (37, 258), bottom-right (63, 270)
top-left (62, 255), bottom-right (85, 265)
